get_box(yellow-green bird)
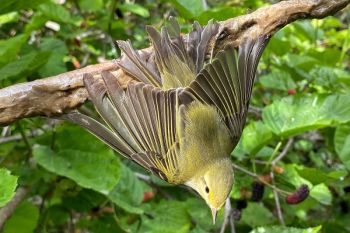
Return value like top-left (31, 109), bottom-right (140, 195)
top-left (64, 18), bottom-right (268, 223)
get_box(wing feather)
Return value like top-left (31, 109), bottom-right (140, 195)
top-left (69, 72), bottom-right (191, 182)
top-left (187, 37), bottom-right (269, 143)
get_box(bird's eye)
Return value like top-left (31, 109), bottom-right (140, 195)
top-left (205, 186), bottom-right (209, 193)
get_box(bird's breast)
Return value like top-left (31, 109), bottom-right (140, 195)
top-left (176, 102), bottom-right (233, 182)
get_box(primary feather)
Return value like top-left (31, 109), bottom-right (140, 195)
top-left (64, 18), bottom-right (269, 219)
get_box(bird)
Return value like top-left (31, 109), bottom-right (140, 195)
top-left (63, 17), bottom-right (269, 223)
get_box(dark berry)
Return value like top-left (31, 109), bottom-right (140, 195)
top-left (343, 186), bottom-right (350, 193)
top-left (286, 185), bottom-right (309, 205)
top-left (231, 208), bottom-right (241, 221)
top-left (236, 199), bottom-right (248, 210)
top-left (251, 182), bottom-right (265, 202)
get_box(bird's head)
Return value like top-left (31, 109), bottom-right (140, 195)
top-left (185, 158), bottom-right (233, 224)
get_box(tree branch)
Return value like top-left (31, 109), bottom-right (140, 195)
top-left (0, 187), bottom-right (29, 230)
top-left (0, 0), bottom-right (349, 126)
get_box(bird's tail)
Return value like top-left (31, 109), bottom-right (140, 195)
top-left (117, 17), bottom-right (219, 89)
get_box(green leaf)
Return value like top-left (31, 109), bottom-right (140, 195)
top-left (38, 38), bottom-right (68, 76)
top-left (240, 121), bottom-right (274, 155)
top-left (196, 7), bottom-right (244, 25)
top-left (3, 201), bottom-right (39, 233)
top-left (334, 123), bottom-right (350, 170)
top-left (24, 13), bottom-right (48, 34)
top-left (241, 203), bottom-right (275, 227)
top-left (0, 0), bottom-right (47, 15)
top-left (260, 70), bottom-right (297, 91)
top-left (296, 168), bottom-right (330, 185)
top-left (0, 51), bottom-right (50, 81)
top-left (310, 183), bottom-right (332, 205)
top-left (185, 198), bottom-right (212, 231)
top-left (33, 145), bottom-right (120, 195)
top-left (267, 35), bottom-right (292, 56)
top-left (119, 3), bottom-right (150, 18)
top-left (108, 163), bottom-right (145, 214)
top-left (78, 0), bottom-right (103, 12)
top-left (262, 94), bottom-right (350, 137)
top-left (250, 225), bottom-right (322, 233)
top-left (170, 0), bottom-right (205, 19)
top-left (0, 168), bottom-right (18, 207)
top-left (0, 12), bottom-right (19, 26)
top-left (39, 2), bottom-right (74, 24)
top-left (281, 164), bottom-right (311, 188)
top-left (307, 48), bottom-right (342, 67)
top-left (139, 200), bottom-right (191, 233)
top-left (286, 54), bottom-right (319, 72)
top-left (0, 35), bottom-right (27, 66)
top-left (293, 21), bottom-right (322, 42)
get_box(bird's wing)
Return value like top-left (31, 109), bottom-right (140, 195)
top-left (117, 17), bottom-right (219, 89)
top-left (186, 37), bottom-right (269, 144)
top-left (64, 71), bottom-right (192, 181)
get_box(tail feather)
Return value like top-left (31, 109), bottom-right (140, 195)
top-left (117, 18), bottom-right (219, 89)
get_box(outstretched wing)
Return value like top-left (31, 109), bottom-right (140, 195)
top-left (186, 37), bottom-right (269, 145)
top-left (64, 72), bottom-right (192, 182)
top-left (117, 17), bottom-right (219, 89)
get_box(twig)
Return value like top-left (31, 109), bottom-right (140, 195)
top-left (248, 106), bottom-right (262, 118)
top-left (270, 138), bottom-right (294, 225)
top-left (270, 170), bottom-right (285, 225)
top-left (1, 126), bottom-right (10, 137)
top-left (0, 187), bottom-right (29, 230)
top-left (220, 199), bottom-right (235, 233)
top-left (232, 163), bottom-right (290, 195)
top-left (272, 138), bottom-right (294, 164)
top-left (134, 172), bottom-right (151, 182)
top-left (229, 211), bottom-right (236, 233)
top-left (0, 126), bottom-right (52, 145)
top-left (15, 122), bottom-right (31, 152)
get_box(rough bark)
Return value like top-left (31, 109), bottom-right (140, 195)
top-left (0, 0), bottom-right (349, 126)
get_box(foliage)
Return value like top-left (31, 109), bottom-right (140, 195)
top-left (0, 0), bottom-right (349, 232)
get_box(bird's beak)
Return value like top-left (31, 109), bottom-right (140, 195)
top-left (211, 207), bottom-right (217, 224)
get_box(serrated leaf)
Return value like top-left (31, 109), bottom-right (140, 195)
top-left (334, 123), bottom-right (350, 170)
top-left (196, 7), bottom-right (244, 25)
top-left (3, 201), bottom-right (39, 233)
top-left (240, 121), bottom-right (274, 155)
top-left (33, 145), bottom-right (120, 195)
top-left (267, 35), bottom-right (292, 56)
top-left (170, 0), bottom-right (205, 19)
top-left (0, 0), bottom-right (48, 15)
top-left (0, 168), bottom-right (18, 207)
top-left (119, 3), bottom-right (150, 18)
top-left (139, 200), bottom-right (191, 233)
top-left (241, 203), bottom-right (275, 227)
top-left (310, 183), bottom-right (332, 205)
top-left (250, 225), bottom-right (322, 233)
top-left (185, 198), bottom-right (212, 231)
top-left (39, 2), bottom-right (74, 24)
top-left (38, 38), bottom-right (68, 76)
top-left (0, 51), bottom-right (50, 81)
top-left (293, 21), bottom-right (323, 42)
top-left (78, 0), bottom-right (103, 12)
top-left (260, 70), bottom-right (297, 91)
top-left (108, 163), bottom-right (145, 214)
top-left (0, 35), bottom-right (27, 66)
top-left (262, 94), bottom-right (350, 137)
top-left (286, 54), bottom-right (319, 72)
top-left (0, 12), bottom-right (19, 26)
top-left (296, 167), bottom-right (330, 185)
top-left (281, 164), bottom-right (312, 188)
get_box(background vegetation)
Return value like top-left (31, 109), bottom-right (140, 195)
top-left (0, 0), bottom-right (349, 232)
